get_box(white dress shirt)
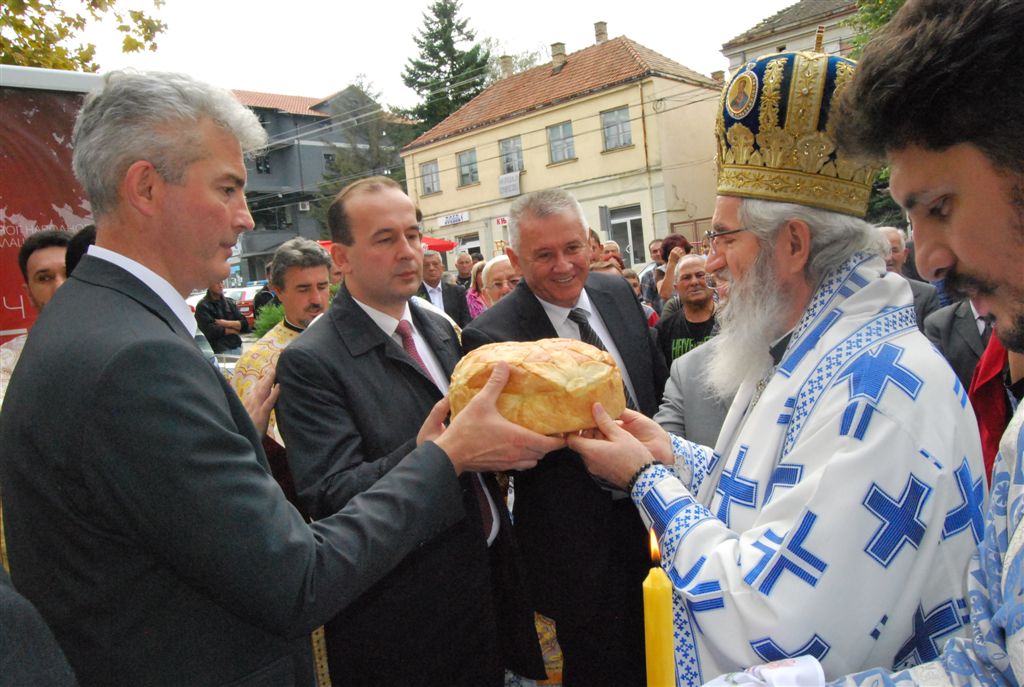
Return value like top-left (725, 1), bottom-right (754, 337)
top-left (422, 281), bottom-right (445, 311)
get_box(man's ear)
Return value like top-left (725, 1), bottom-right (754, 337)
top-left (777, 218), bottom-right (812, 277)
top-left (330, 243), bottom-right (351, 275)
top-left (121, 160), bottom-right (163, 217)
top-left (505, 246), bottom-right (521, 272)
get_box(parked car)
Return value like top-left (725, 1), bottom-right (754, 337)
top-left (224, 286), bottom-right (261, 328)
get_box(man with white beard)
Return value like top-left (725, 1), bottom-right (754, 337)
top-left (568, 47), bottom-right (985, 684)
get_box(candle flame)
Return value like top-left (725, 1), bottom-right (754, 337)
top-left (649, 528), bottom-right (661, 566)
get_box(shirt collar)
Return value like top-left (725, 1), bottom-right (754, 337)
top-left (86, 245), bottom-right (197, 336)
top-left (537, 288), bottom-right (591, 326)
top-left (351, 297), bottom-right (413, 338)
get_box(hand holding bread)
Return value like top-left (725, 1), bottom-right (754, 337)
top-left (449, 338), bottom-right (626, 435)
top-left (432, 362), bottom-right (567, 474)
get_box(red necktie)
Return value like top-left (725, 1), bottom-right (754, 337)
top-left (396, 319), bottom-right (495, 542)
top-left (396, 319), bottom-right (436, 384)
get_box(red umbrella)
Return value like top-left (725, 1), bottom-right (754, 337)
top-left (422, 235), bottom-right (458, 252)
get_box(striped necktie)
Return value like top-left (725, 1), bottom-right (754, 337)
top-left (568, 308), bottom-right (637, 411)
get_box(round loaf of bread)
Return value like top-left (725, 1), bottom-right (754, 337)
top-left (449, 338), bottom-right (626, 435)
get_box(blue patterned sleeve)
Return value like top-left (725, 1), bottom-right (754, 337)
top-left (665, 433), bottom-right (717, 494)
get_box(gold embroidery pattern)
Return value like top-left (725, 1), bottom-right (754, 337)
top-left (758, 57), bottom-right (787, 134)
top-left (716, 51), bottom-right (879, 218)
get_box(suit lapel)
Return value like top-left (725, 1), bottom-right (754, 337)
top-left (329, 286), bottom-right (444, 389)
top-left (514, 283), bottom-right (559, 340)
top-left (411, 299), bottom-right (460, 377)
top-left (953, 300), bottom-right (985, 358)
top-left (72, 256), bottom-right (196, 346)
top-left (585, 275), bottom-right (641, 377)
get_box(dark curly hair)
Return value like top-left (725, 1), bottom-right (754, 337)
top-left (835, 0), bottom-right (1024, 175)
top-left (660, 234), bottom-right (692, 262)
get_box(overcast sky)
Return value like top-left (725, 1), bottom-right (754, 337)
top-left (85, 0), bottom-right (796, 108)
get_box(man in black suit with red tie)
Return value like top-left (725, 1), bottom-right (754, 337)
top-left (275, 176), bottom-right (547, 686)
top-left (463, 188), bottom-right (669, 686)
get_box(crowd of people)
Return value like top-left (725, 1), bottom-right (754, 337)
top-left (0, 1), bottom-right (1021, 686)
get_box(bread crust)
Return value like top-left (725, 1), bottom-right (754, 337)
top-left (450, 338), bottom-right (626, 434)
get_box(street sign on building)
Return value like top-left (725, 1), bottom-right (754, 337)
top-left (439, 211), bottom-right (470, 227)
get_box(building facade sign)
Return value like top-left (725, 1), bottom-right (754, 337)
top-left (439, 211), bottom-right (470, 227)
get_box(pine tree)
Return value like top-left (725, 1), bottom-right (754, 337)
top-left (401, 0), bottom-right (491, 135)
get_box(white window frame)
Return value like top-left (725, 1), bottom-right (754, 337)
top-left (420, 160), bottom-right (440, 195)
top-left (601, 106), bottom-right (632, 150)
top-left (457, 149), bottom-right (479, 187)
top-left (499, 136), bottom-right (524, 174)
top-left (547, 121), bottom-right (575, 163)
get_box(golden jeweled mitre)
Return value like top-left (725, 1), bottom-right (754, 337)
top-left (715, 50), bottom-right (880, 218)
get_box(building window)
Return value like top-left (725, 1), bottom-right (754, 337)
top-left (499, 136), bottom-right (524, 174)
top-left (323, 153), bottom-right (336, 170)
top-left (601, 106), bottom-right (632, 150)
top-left (547, 121), bottom-right (575, 163)
top-left (255, 154), bottom-right (271, 174)
top-left (421, 160), bottom-right (440, 195)
top-left (457, 149), bottom-right (479, 186)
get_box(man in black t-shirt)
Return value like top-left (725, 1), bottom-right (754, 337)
top-left (195, 281), bottom-right (249, 354)
top-left (654, 254), bottom-right (716, 366)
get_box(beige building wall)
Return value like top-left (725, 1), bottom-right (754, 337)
top-left (402, 76), bottom-right (719, 267)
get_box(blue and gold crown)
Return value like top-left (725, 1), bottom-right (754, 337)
top-left (715, 47), bottom-right (879, 218)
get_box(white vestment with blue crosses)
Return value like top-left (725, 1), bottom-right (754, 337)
top-left (828, 402), bottom-right (1024, 687)
top-left (632, 253), bottom-right (987, 684)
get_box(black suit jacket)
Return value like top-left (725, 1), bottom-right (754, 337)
top-left (275, 286), bottom-right (544, 686)
top-left (0, 256), bottom-right (466, 686)
top-left (462, 272), bottom-right (668, 686)
top-left (0, 568), bottom-right (76, 686)
top-left (907, 277), bottom-right (941, 331)
top-left (417, 280), bottom-right (471, 327)
top-left (924, 299), bottom-right (986, 388)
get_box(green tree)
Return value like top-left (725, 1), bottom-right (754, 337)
top-left (1, 0), bottom-right (166, 71)
top-left (311, 80), bottom-right (416, 236)
top-left (847, 0), bottom-right (905, 58)
top-left (402, 0), bottom-right (491, 135)
top-left (481, 38), bottom-right (548, 85)
top-left (847, 0), bottom-right (908, 222)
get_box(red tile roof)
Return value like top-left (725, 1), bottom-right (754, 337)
top-left (722, 0), bottom-right (855, 48)
top-left (232, 89), bottom-right (328, 117)
top-left (404, 36), bottom-right (719, 152)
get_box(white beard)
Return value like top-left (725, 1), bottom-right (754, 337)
top-left (705, 249), bottom-right (793, 399)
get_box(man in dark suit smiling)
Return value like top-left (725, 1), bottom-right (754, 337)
top-left (463, 189), bottom-right (668, 686)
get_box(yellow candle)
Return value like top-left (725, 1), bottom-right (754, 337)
top-left (644, 528), bottom-right (675, 687)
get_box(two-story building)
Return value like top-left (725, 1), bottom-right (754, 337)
top-left (401, 22), bottom-right (722, 268)
top-left (721, 0), bottom-right (857, 73)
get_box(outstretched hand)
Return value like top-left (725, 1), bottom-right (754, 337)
top-left (432, 362), bottom-right (566, 473)
top-left (568, 404), bottom-right (668, 489)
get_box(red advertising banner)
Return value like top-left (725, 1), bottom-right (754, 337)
top-left (0, 87), bottom-right (91, 343)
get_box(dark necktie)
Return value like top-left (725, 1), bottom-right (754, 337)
top-left (396, 319), bottom-right (494, 541)
top-left (568, 308), bottom-right (637, 410)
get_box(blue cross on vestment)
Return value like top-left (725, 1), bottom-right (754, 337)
top-left (751, 634), bottom-right (831, 662)
top-left (743, 511), bottom-right (827, 595)
top-left (893, 599), bottom-right (965, 669)
top-left (837, 343), bottom-right (923, 405)
top-left (764, 462), bottom-right (803, 505)
top-left (716, 445), bottom-right (759, 526)
top-left (942, 458), bottom-right (984, 544)
top-left (670, 556), bottom-right (725, 634)
top-left (863, 474), bottom-right (932, 568)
